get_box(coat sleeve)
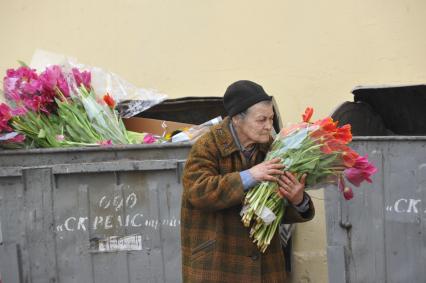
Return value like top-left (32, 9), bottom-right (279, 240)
top-left (182, 135), bottom-right (244, 211)
top-left (282, 193), bottom-right (315, 223)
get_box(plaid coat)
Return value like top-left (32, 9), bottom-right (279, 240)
top-left (181, 117), bottom-right (315, 283)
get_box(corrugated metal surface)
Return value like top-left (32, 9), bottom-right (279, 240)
top-left (0, 144), bottom-right (191, 283)
top-left (325, 137), bottom-right (426, 283)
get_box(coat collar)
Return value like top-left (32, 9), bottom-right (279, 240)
top-left (212, 117), bottom-right (272, 157)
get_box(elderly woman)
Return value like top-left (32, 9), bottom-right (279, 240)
top-left (181, 80), bottom-right (315, 283)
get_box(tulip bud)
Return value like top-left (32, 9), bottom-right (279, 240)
top-left (343, 187), bottom-right (353, 200)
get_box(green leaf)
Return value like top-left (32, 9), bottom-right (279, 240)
top-left (17, 60), bottom-right (29, 67)
top-left (292, 157), bottom-right (320, 172)
top-left (38, 129), bottom-right (46, 138)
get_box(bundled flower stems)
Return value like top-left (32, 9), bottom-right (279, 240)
top-left (241, 107), bottom-right (378, 253)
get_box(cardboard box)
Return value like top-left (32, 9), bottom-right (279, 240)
top-left (123, 117), bottom-right (194, 137)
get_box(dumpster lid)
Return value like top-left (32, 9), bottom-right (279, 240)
top-left (133, 96), bottom-right (283, 134)
top-left (332, 84), bottom-right (426, 136)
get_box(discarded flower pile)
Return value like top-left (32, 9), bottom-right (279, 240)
top-left (0, 64), bottom-right (158, 148)
top-left (241, 107), bottom-right (377, 252)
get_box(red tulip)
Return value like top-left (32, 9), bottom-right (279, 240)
top-left (343, 187), bottom-right (354, 200)
top-left (302, 107), bottom-right (314, 123)
top-left (334, 124), bottom-right (352, 144)
top-left (103, 93), bottom-right (115, 108)
top-left (338, 175), bottom-right (353, 200)
top-left (342, 148), bottom-right (359, 167)
top-left (320, 139), bottom-right (346, 154)
top-left (315, 117), bottom-right (338, 133)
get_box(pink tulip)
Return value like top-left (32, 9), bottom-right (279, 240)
top-left (56, 135), bottom-right (65, 142)
top-left (3, 65), bottom-right (71, 114)
top-left (143, 134), bottom-right (157, 144)
top-left (72, 68), bottom-right (91, 90)
top-left (3, 77), bottom-right (20, 101)
top-left (0, 103), bottom-right (12, 120)
top-left (344, 155), bottom-right (377, 187)
top-left (23, 95), bottom-right (51, 113)
top-left (98, 140), bottom-right (113, 146)
top-left (10, 107), bottom-right (27, 116)
top-left (0, 103), bottom-right (13, 132)
top-left (10, 134), bottom-right (25, 143)
top-left (22, 79), bottom-right (43, 95)
top-left (3, 66), bottom-right (41, 102)
top-left (39, 65), bottom-right (70, 98)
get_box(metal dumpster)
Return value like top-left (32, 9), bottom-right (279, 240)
top-left (325, 85), bottom-right (426, 283)
top-left (0, 97), bottom-right (283, 283)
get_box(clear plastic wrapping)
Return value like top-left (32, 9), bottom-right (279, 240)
top-left (171, 116), bottom-right (222, 142)
top-left (30, 49), bottom-right (167, 118)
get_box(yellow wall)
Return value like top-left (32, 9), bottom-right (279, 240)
top-left (2, 1), bottom-right (426, 282)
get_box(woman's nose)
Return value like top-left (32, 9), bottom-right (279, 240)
top-left (264, 120), bottom-right (273, 131)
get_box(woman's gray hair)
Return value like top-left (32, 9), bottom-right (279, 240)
top-left (232, 100), bottom-right (273, 120)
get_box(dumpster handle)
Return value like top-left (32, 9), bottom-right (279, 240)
top-left (339, 198), bottom-right (352, 230)
top-left (0, 160), bottom-right (187, 176)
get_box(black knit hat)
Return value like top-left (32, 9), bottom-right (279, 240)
top-left (223, 80), bottom-right (272, 117)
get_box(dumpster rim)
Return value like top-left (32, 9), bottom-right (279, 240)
top-left (0, 142), bottom-right (194, 155)
top-left (353, 136), bottom-right (426, 141)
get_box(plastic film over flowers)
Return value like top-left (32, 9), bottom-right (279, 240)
top-left (30, 49), bottom-right (167, 118)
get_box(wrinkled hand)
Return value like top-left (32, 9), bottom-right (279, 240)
top-left (249, 158), bottom-right (285, 182)
top-left (277, 172), bottom-right (307, 205)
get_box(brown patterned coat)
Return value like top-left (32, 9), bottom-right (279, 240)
top-left (181, 117), bottom-right (315, 283)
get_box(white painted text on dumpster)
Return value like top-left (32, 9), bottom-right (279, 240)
top-left (56, 192), bottom-right (180, 232)
top-left (386, 198), bottom-right (425, 214)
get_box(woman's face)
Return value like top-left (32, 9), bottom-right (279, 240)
top-left (233, 102), bottom-right (274, 146)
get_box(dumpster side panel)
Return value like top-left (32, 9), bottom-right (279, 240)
top-left (87, 173), bottom-right (131, 283)
top-left (52, 166), bottom-right (182, 283)
top-left (22, 168), bottom-right (58, 283)
top-left (0, 177), bottom-right (24, 283)
top-left (121, 172), bottom-right (160, 283)
top-left (54, 175), bottom-right (93, 283)
top-left (325, 145), bottom-right (386, 283)
top-left (347, 145), bottom-right (386, 283)
top-left (382, 142), bottom-right (425, 283)
top-left (325, 140), bottom-right (426, 282)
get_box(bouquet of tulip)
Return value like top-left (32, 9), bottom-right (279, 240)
top-left (0, 64), bottom-right (157, 148)
top-left (240, 107), bottom-right (378, 252)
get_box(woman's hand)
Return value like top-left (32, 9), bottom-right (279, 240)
top-left (277, 172), bottom-right (307, 205)
top-left (248, 158), bottom-right (285, 182)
